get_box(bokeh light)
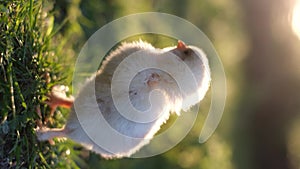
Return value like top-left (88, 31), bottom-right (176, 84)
top-left (292, 0), bottom-right (300, 39)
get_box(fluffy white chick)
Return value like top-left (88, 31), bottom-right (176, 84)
top-left (37, 40), bottom-right (211, 159)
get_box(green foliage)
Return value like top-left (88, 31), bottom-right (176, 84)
top-left (0, 0), bottom-right (79, 168)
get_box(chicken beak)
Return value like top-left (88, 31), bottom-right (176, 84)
top-left (177, 40), bottom-right (187, 50)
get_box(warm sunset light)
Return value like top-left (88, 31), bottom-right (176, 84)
top-left (292, 0), bottom-right (300, 39)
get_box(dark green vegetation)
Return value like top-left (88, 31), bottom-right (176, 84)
top-left (0, 1), bottom-right (79, 168)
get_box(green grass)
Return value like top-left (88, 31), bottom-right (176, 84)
top-left (0, 0), bottom-right (80, 168)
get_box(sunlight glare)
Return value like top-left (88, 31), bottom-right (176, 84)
top-left (292, 0), bottom-right (300, 39)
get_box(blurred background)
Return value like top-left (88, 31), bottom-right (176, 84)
top-left (1, 0), bottom-right (300, 168)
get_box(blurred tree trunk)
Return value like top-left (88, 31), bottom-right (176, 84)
top-left (237, 0), bottom-right (300, 169)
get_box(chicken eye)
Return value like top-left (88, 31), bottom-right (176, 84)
top-left (183, 49), bottom-right (191, 55)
